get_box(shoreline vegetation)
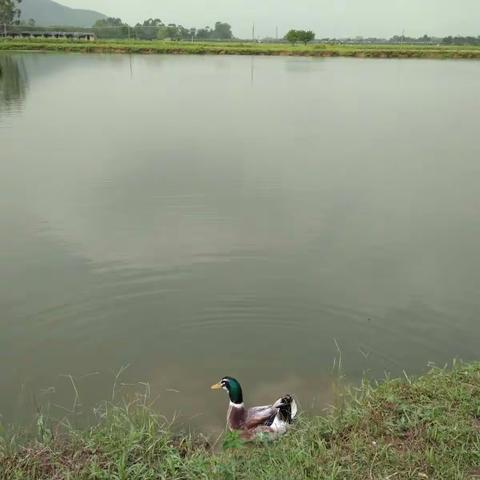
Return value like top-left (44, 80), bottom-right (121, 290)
top-left (1, 39), bottom-right (480, 59)
top-left (1, 362), bottom-right (479, 479)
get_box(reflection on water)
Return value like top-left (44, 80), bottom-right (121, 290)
top-left (0, 53), bottom-right (480, 431)
top-left (0, 55), bottom-right (28, 113)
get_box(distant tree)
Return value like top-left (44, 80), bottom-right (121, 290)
top-left (134, 18), bottom-right (163, 40)
top-left (212, 21), bottom-right (233, 40)
top-left (0, 0), bottom-right (22, 25)
top-left (157, 23), bottom-right (181, 40)
top-left (286, 29), bottom-right (315, 45)
top-left (195, 26), bottom-right (211, 40)
top-left (94, 17), bottom-right (125, 28)
top-left (297, 30), bottom-right (315, 45)
top-left (167, 23), bottom-right (180, 40)
top-left (177, 25), bottom-right (191, 40)
top-left (285, 30), bottom-right (299, 45)
top-left (157, 25), bottom-right (169, 40)
top-left (93, 17), bottom-right (129, 39)
top-left (17, 17), bottom-right (34, 27)
top-left (142, 18), bottom-right (163, 27)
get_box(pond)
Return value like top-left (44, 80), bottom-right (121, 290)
top-left (1, 53), bottom-right (479, 431)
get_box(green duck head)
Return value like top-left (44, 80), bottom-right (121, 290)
top-left (211, 376), bottom-right (243, 405)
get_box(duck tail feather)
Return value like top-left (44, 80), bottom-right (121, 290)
top-left (275, 394), bottom-right (297, 424)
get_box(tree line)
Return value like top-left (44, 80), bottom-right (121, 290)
top-left (92, 17), bottom-right (233, 41)
top-left (328, 34), bottom-right (480, 46)
top-left (441, 36), bottom-right (480, 46)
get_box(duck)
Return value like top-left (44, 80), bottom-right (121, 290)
top-left (211, 376), bottom-right (297, 441)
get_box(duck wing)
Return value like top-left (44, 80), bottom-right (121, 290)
top-left (245, 405), bottom-right (278, 429)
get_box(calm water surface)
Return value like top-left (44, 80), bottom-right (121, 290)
top-left (1, 53), bottom-right (479, 431)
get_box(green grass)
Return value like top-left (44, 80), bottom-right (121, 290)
top-left (1, 39), bottom-right (480, 59)
top-left (1, 362), bottom-right (480, 479)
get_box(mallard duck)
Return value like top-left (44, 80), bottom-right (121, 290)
top-left (211, 376), bottom-right (297, 441)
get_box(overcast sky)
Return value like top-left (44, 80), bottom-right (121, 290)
top-left (59, 0), bottom-right (480, 39)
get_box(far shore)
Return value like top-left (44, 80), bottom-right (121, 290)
top-left (2, 39), bottom-right (480, 59)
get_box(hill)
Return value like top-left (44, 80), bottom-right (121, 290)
top-left (20, 0), bottom-right (107, 28)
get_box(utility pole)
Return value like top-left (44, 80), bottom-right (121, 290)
top-left (275, 26), bottom-right (278, 41)
top-left (252, 22), bottom-right (255, 42)
top-left (3, 23), bottom-right (7, 39)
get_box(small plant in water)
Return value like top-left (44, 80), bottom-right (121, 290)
top-left (36, 413), bottom-right (53, 443)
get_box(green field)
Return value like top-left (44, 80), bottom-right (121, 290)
top-left (1, 362), bottom-right (480, 479)
top-left (1, 39), bottom-right (480, 59)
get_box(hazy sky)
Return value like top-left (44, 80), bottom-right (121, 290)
top-left (59, 0), bottom-right (480, 39)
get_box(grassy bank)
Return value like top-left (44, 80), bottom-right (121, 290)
top-left (1, 39), bottom-right (480, 59)
top-left (1, 362), bottom-right (480, 479)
